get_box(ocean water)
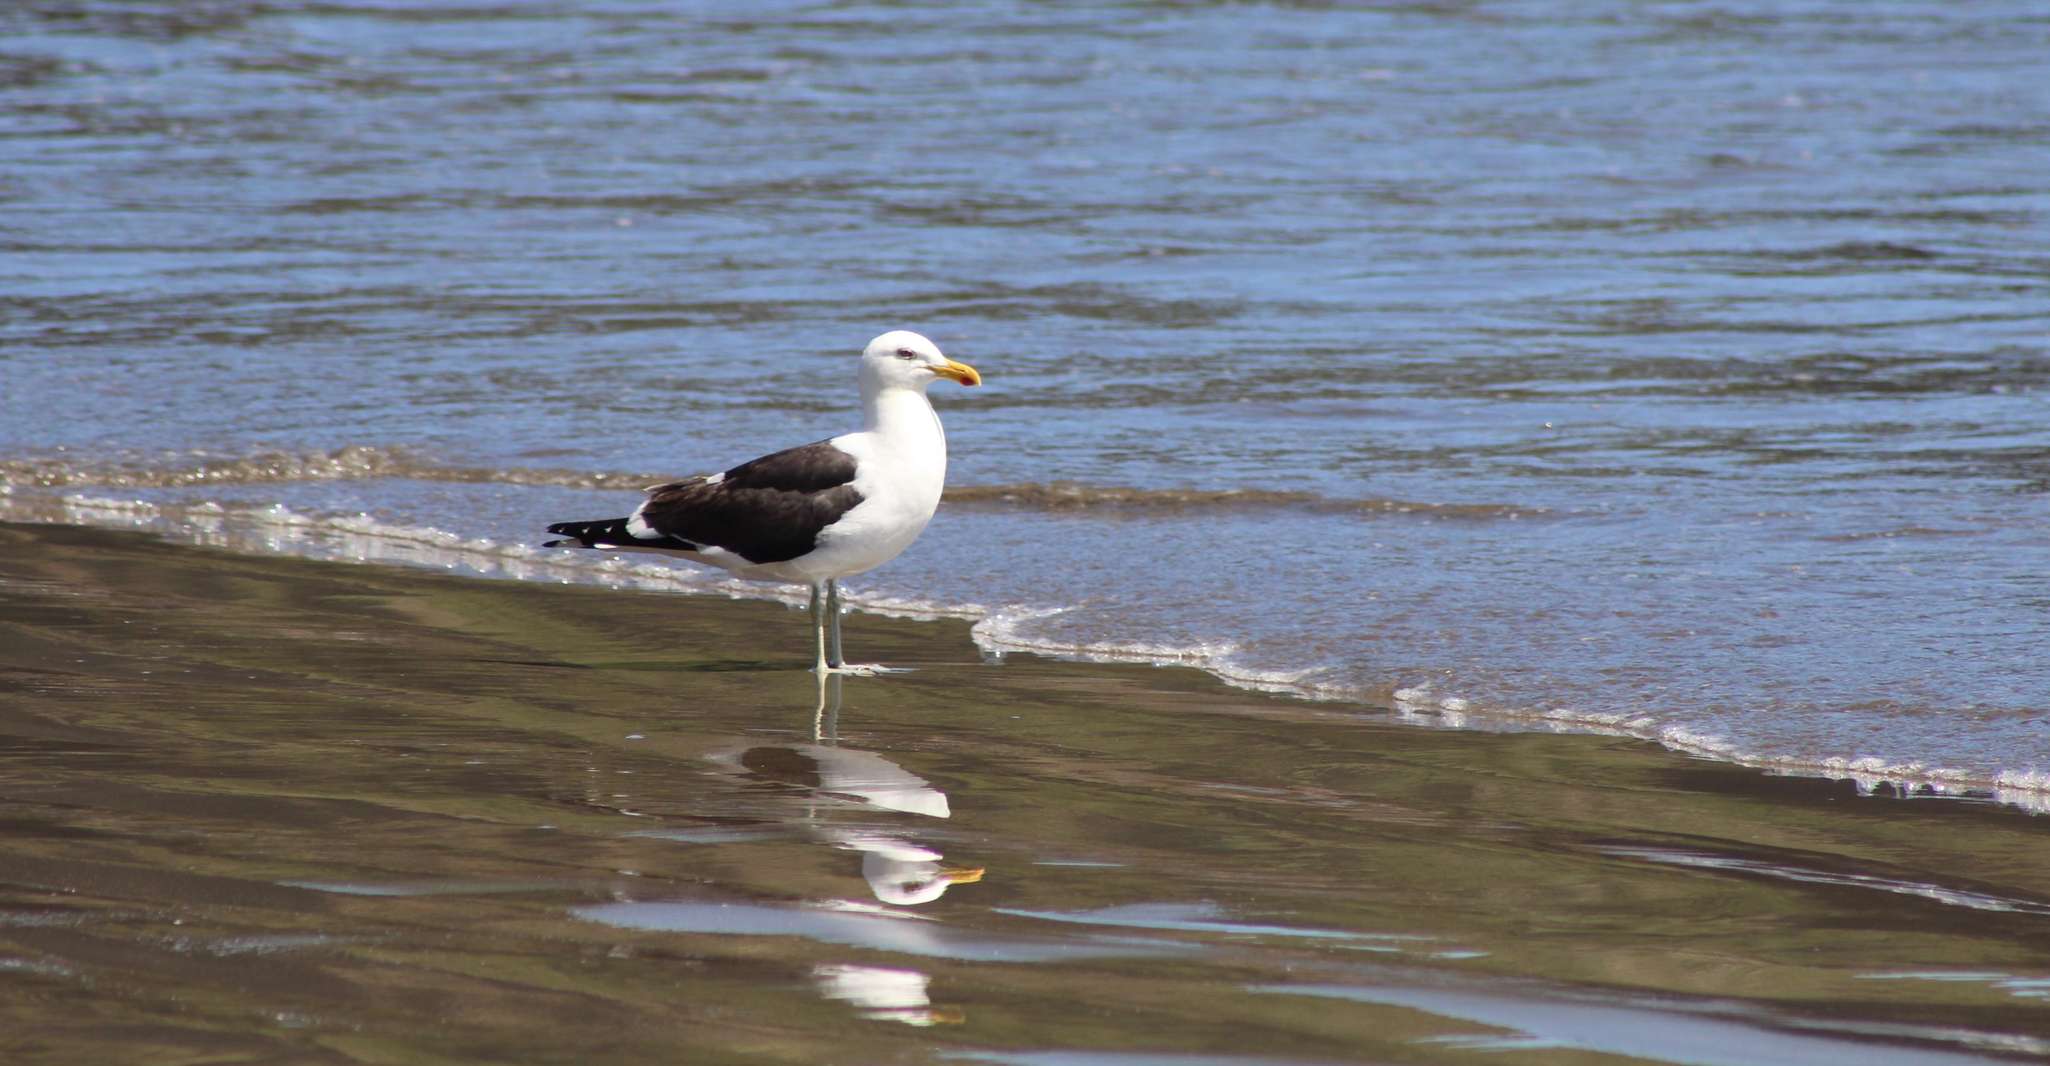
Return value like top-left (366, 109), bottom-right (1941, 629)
top-left (4, 0), bottom-right (2047, 796)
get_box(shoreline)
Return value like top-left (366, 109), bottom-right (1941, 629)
top-left (4, 490), bottom-right (2044, 810)
top-left (7, 520), bottom-right (2050, 1061)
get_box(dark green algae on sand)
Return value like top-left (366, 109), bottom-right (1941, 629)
top-left (4, 522), bottom-right (2050, 1064)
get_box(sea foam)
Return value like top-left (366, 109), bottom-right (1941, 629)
top-left (3, 482), bottom-right (2046, 813)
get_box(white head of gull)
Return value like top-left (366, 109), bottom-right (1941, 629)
top-left (543, 330), bottom-right (981, 673)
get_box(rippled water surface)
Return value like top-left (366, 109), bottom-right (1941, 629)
top-left (10, 523), bottom-right (2050, 1063)
top-left (4, 0), bottom-right (2049, 788)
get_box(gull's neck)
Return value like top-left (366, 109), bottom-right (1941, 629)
top-left (859, 382), bottom-right (945, 445)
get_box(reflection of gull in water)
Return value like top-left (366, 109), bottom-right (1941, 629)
top-left (705, 672), bottom-right (985, 905)
top-left (831, 830), bottom-right (985, 906)
top-left (715, 672), bottom-right (951, 816)
top-left (812, 963), bottom-right (963, 1026)
top-left (736, 743), bottom-right (952, 818)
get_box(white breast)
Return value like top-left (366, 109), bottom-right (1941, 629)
top-left (796, 393), bottom-right (947, 581)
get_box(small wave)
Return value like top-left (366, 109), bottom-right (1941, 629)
top-left (1382, 683), bottom-right (2050, 813)
top-left (943, 482), bottom-right (1547, 520)
top-left (972, 607), bottom-right (1338, 699)
top-left (0, 446), bottom-right (665, 492)
top-left (0, 489), bottom-right (976, 624)
top-left (1, 491), bottom-right (743, 598)
top-left (3, 449), bottom-right (1548, 520)
top-left (1771, 240), bottom-right (1941, 262)
top-left (5, 485), bottom-right (2044, 814)
top-left (1815, 525), bottom-right (1984, 543)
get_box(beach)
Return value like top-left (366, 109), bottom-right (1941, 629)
top-left (8, 0), bottom-right (2049, 796)
top-left (9, 1), bottom-right (2050, 1059)
top-left (5, 520), bottom-right (2049, 1064)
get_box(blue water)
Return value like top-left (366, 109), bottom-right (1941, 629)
top-left (4, 0), bottom-right (2048, 793)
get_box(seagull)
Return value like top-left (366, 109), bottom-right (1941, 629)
top-left (542, 330), bottom-right (981, 673)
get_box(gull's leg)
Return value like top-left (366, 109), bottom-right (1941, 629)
top-left (820, 579), bottom-right (902, 676)
top-left (808, 581), bottom-right (828, 674)
top-left (826, 578), bottom-right (846, 669)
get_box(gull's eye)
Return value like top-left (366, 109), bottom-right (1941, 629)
top-left (895, 347), bottom-right (919, 360)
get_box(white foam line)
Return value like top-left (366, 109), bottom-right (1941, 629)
top-left (971, 608), bottom-right (1335, 699)
top-left (6, 486), bottom-right (2048, 813)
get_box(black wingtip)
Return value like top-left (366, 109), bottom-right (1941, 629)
top-left (543, 518), bottom-right (603, 548)
top-left (543, 517), bottom-right (650, 551)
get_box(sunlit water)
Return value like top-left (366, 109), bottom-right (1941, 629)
top-left (10, 522), bottom-right (2050, 1063)
top-left (4, 1), bottom-right (2048, 792)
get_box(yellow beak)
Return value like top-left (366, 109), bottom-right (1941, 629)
top-left (942, 866), bottom-right (986, 885)
top-left (931, 359), bottom-right (982, 387)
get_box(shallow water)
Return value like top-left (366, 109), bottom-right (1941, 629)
top-left (8, 522), bottom-right (2050, 1062)
top-left (3, 1), bottom-right (2049, 791)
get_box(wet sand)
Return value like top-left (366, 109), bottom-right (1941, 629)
top-left (4, 520), bottom-right (2050, 1064)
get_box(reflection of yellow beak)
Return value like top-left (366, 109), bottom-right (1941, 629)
top-left (930, 359), bottom-right (982, 387)
top-left (942, 866), bottom-right (986, 885)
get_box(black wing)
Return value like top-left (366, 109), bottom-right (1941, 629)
top-left (635, 439), bottom-right (864, 564)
